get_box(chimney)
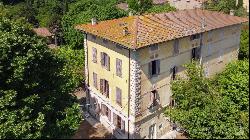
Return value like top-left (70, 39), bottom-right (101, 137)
top-left (123, 27), bottom-right (129, 36)
top-left (91, 18), bottom-right (97, 25)
top-left (230, 10), bottom-right (234, 16)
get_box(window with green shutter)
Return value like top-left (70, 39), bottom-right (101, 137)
top-left (116, 58), bottom-right (122, 77)
top-left (100, 79), bottom-right (109, 98)
top-left (93, 72), bottom-right (97, 89)
top-left (116, 87), bottom-right (122, 106)
top-left (100, 52), bottom-right (110, 71)
top-left (92, 47), bottom-right (97, 63)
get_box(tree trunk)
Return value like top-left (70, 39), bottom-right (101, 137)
top-left (54, 35), bottom-right (58, 46)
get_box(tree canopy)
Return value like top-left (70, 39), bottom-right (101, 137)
top-left (145, 3), bottom-right (176, 14)
top-left (61, 0), bottom-right (128, 49)
top-left (127, 0), bottom-right (153, 14)
top-left (204, 0), bottom-right (248, 17)
top-left (239, 29), bottom-right (249, 59)
top-left (0, 17), bottom-right (82, 139)
top-left (165, 60), bottom-right (249, 139)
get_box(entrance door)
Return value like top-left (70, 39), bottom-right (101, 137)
top-left (149, 124), bottom-right (156, 139)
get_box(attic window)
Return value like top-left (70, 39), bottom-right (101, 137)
top-left (149, 44), bottom-right (159, 52)
top-left (116, 44), bottom-right (123, 50)
top-left (92, 35), bottom-right (96, 40)
top-left (190, 34), bottom-right (200, 40)
top-left (103, 39), bottom-right (108, 44)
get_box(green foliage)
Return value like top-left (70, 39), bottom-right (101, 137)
top-left (0, 2), bottom-right (27, 20)
top-left (239, 29), bottom-right (249, 59)
top-left (145, 3), bottom-right (176, 14)
top-left (205, 0), bottom-right (247, 17)
top-left (61, 0), bottom-right (128, 49)
top-left (215, 60), bottom-right (249, 111)
top-left (54, 46), bottom-right (84, 90)
top-left (0, 17), bottom-right (82, 139)
top-left (165, 60), bottom-right (249, 139)
top-left (127, 0), bottom-right (153, 14)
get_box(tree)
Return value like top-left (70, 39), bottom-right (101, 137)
top-left (205, 0), bottom-right (247, 17)
top-left (239, 29), bottom-right (249, 59)
top-left (0, 17), bottom-right (82, 139)
top-left (145, 3), bottom-right (176, 14)
top-left (165, 60), bottom-right (249, 139)
top-left (61, 0), bottom-right (127, 49)
top-left (127, 0), bottom-right (153, 14)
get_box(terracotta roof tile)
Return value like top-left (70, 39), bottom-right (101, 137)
top-left (76, 9), bottom-right (248, 49)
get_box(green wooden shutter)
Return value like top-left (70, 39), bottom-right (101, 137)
top-left (100, 79), bottom-right (103, 93)
top-left (108, 108), bottom-right (111, 122)
top-left (121, 120), bottom-right (125, 133)
top-left (106, 81), bottom-right (109, 98)
top-left (101, 52), bottom-right (104, 66)
top-left (113, 113), bottom-right (117, 127)
top-left (116, 58), bottom-right (119, 76)
top-left (107, 55), bottom-right (110, 71)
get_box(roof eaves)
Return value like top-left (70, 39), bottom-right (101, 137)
top-left (75, 25), bottom-right (133, 50)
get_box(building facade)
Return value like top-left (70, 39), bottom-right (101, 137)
top-left (243, 0), bottom-right (249, 13)
top-left (76, 9), bottom-right (247, 139)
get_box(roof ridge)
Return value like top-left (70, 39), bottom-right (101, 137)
top-left (76, 9), bottom-right (248, 49)
top-left (132, 15), bottom-right (139, 49)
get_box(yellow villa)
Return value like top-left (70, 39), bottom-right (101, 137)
top-left (76, 9), bottom-right (248, 139)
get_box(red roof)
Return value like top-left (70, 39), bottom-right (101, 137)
top-left (76, 9), bottom-right (248, 49)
